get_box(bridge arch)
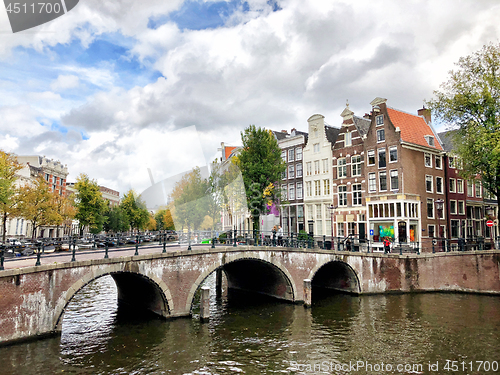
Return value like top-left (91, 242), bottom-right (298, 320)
top-left (308, 260), bottom-right (361, 294)
top-left (54, 267), bottom-right (173, 331)
top-left (185, 254), bottom-right (298, 313)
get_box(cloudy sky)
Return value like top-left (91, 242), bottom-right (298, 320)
top-left (0, 0), bottom-right (499, 196)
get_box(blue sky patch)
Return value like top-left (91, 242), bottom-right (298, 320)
top-left (148, 0), bottom-right (248, 31)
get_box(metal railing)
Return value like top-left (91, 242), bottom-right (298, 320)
top-left (0, 230), bottom-right (498, 269)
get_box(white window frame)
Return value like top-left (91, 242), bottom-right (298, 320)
top-left (323, 179), bottom-right (330, 195)
top-left (345, 131), bottom-right (352, 147)
top-left (288, 149), bottom-right (294, 162)
top-left (378, 148), bottom-right (386, 169)
top-left (353, 183), bottom-right (362, 206)
top-left (425, 175), bottom-right (433, 193)
top-left (376, 115), bottom-right (384, 126)
top-left (314, 160), bottom-right (320, 175)
top-left (351, 155), bottom-right (362, 176)
top-left (288, 164), bottom-right (294, 179)
top-left (313, 143), bottom-right (320, 153)
top-left (390, 169), bottom-right (399, 191)
top-left (435, 155), bottom-right (442, 169)
top-left (289, 183), bottom-right (295, 200)
top-left (297, 182), bottom-right (303, 199)
top-left (377, 129), bottom-right (385, 143)
top-left (322, 158), bottom-right (329, 173)
top-left (450, 200), bottom-right (457, 215)
top-left (367, 150), bottom-right (375, 166)
top-left (427, 198), bottom-right (434, 219)
top-left (337, 158), bottom-right (347, 178)
top-left (449, 178), bottom-right (456, 193)
top-left (436, 176), bottom-right (443, 194)
top-left (296, 147), bottom-right (302, 160)
top-left (424, 153), bottom-right (432, 168)
top-left (457, 179), bottom-right (463, 194)
top-left (379, 171), bottom-right (387, 192)
top-left (296, 163), bottom-right (303, 178)
top-left (338, 185), bottom-right (347, 207)
top-left (369, 173), bottom-right (376, 192)
top-left (389, 146), bottom-right (398, 163)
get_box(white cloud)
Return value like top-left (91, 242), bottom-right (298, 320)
top-left (2, 0), bottom-right (500, 195)
top-left (50, 74), bottom-right (80, 91)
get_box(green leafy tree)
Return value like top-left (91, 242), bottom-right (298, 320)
top-left (74, 174), bottom-right (106, 235)
top-left (427, 43), bottom-right (500, 202)
top-left (0, 151), bottom-right (22, 243)
top-left (120, 190), bottom-right (150, 232)
top-left (103, 204), bottom-right (129, 233)
top-left (17, 175), bottom-right (62, 240)
top-left (234, 125), bottom-right (286, 231)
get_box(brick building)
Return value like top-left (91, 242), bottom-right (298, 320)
top-left (331, 104), bottom-right (371, 240)
top-left (361, 98), bottom-right (446, 251)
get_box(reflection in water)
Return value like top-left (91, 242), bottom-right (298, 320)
top-left (0, 275), bottom-right (499, 374)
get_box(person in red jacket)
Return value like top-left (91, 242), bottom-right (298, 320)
top-left (383, 237), bottom-right (391, 254)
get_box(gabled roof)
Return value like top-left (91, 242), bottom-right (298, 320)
top-left (353, 116), bottom-right (370, 138)
top-left (325, 125), bottom-right (341, 144)
top-left (273, 131), bottom-right (288, 141)
top-left (387, 107), bottom-right (443, 151)
top-left (437, 130), bottom-right (458, 152)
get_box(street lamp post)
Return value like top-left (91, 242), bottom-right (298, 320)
top-left (435, 199), bottom-right (444, 252)
top-left (328, 205), bottom-right (337, 250)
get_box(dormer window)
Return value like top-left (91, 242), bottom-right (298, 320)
top-left (424, 135), bottom-right (435, 147)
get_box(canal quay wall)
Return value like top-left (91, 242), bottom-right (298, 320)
top-left (0, 247), bottom-right (499, 345)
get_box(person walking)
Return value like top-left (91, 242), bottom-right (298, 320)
top-left (383, 237), bottom-right (391, 254)
top-left (272, 225), bottom-right (277, 246)
top-left (277, 226), bottom-right (283, 246)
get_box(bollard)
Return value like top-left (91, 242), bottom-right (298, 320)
top-left (71, 237), bottom-right (76, 262)
top-left (233, 228), bottom-right (237, 247)
top-left (188, 231), bottom-right (192, 251)
top-left (163, 233), bottom-right (167, 253)
top-left (0, 245), bottom-right (4, 271)
top-left (303, 279), bottom-right (312, 307)
top-left (104, 238), bottom-right (109, 259)
top-left (200, 286), bottom-right (211, 321)
top-left (35, 242), bottom-right (41, 266)
top-left (135, 235), bottom-right (139, 256)
top-left (323, 235), bottom-right (326, 250)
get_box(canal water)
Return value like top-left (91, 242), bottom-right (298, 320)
top-left (1, 275), bottom-right (499, 375)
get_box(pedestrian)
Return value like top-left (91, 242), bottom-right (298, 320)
top-left (383, 237), bottom-right (391, 254)
top-left (277, 226), bottom-right (283, 246)
top-left (346, 237), bottom-right (352, 251)
top-left (272, 225), bottom-right (277, 246)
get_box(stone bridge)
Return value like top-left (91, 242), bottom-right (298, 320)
top-left (1, 246), bottom-right (499, 345)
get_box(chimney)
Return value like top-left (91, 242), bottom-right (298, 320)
top-left (281, 130), bottom-right (288, 134)
top-left (363, 113), bottom-right (371, 119)
top-left (418, 107), bottom-right (432, 124)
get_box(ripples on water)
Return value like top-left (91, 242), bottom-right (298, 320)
top-left (1, 275), bottom-right (499, 374)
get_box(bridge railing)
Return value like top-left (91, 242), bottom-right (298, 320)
top-left (2, 230), bottom-right (499, 269)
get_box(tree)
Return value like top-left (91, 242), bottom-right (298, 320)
top-left (0, 151), bottom-right (22, 243)
top-left (120, 190), bottom-right (150, 232)
top-left (155, 208), bottom-right (175, 231)
top-left (234, 125), bottom-right (286, 231)
top-left (17, 175), bottom-right (62, 240)
top-left (427, 43), bottom-right (500, 203)
top-left (103, 204), bottom-right (129, 233)
top-left (74, 174), bottom-right (107, 235)
top-left (170, 167), bottom-right (210, 231)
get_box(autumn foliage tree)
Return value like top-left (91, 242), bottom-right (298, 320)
top-left (17, 175), bottom-right (62, 240)
top-left (0, 151), bottom-right (22, 243)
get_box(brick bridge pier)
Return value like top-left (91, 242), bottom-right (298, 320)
top-left (1, 246), bottom-right (499, 345)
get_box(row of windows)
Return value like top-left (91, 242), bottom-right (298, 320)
top-left (368, 170), bottom-right (399, 192)
top-left (281, 147), bottom-right (303, 163)
top-left (368, 202), bottom-right (419, 219)
top-left (337, 184), bottom-right (363, 207)
top-left (305, 180), bottom-right (331, 197)
top-left (282, 163), bottom-right (303, 179)
top-left (281, 182), bottom-right (303, 201)
top-left (305, 159), bottom-right (330, 176)
top-left (337, 155), bottom-right (362, 178)
top-left (367, 147), bottom-right (397, 168)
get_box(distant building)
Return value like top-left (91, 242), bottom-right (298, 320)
top-left (303, 114), bottom-right (341, 238)
top-left (275, 128), bottom-right (308, 234)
